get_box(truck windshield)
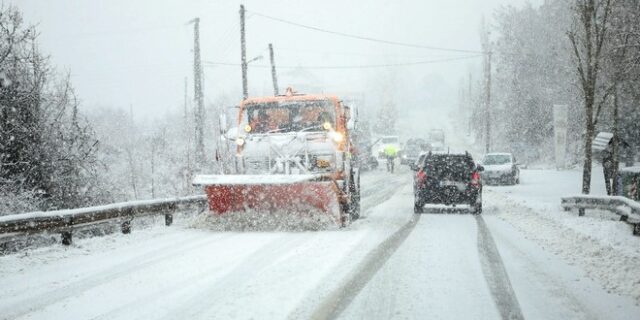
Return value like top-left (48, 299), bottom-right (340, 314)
top-left (244, 99), bottom-right (336, 134)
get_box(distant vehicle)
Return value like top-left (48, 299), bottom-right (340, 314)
top-left (480, 153), bottom-right (520, 185)
top-left (428, 129), bottom-right (444, 140)
top-left (400, 138), bottom-right (430, 165)
top-left (374, 135), bottom-right (401, 159)
top-left (360, 154), bottom-right (379, 171)
top-left (411, 151), bottom-right (483, 214)
top-left (350, 120), bottom-right (379, 171)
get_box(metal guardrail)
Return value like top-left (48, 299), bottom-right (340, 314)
top-left (0, 195), bottom-right (208, 245)
top-left (561, 195), bottom-right (640, 236)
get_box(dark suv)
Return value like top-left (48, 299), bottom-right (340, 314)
top-left (411, 151), bottom-right (484, 214)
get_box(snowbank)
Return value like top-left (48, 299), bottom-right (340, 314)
top-left (485, 168), bottom-right (640, 303)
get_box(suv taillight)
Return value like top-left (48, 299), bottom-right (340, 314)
top-left (417, 169), bottom-right (427, 186)
top-left (471, 171), bottom-right (480, 186)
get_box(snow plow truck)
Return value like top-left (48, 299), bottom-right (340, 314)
top-left (193, 88), bottom-right (361, 226)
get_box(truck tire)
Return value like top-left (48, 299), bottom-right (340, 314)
top-left (340, 202), bottom-right (352, 227)
top-left (349, 172), bottom-right (361, 220)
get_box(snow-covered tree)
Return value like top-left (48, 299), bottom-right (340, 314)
top-left (0, 6), bottom-right (106, 214)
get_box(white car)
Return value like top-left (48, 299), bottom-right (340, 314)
top-left (480, 153), bottom-right (520, 185)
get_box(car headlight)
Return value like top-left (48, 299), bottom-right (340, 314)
top-left (236, 137), bottom-right (245, 146)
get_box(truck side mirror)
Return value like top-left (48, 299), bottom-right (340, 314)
top-left (344, 106), bottom-right (351, 122)
top-left (219, 114), bottom-right (228, 134)
top-left (347, 120), bottom-right (355, 130)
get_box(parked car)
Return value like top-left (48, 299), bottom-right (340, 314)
top-left (480, 153), bottom-right (520, 185)
top-left (400, 138), bottom-right (430, 165)
top-left (411, 151), bottom-right (483, 214)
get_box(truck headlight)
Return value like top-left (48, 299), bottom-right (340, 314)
top-left (236, 137), bottom-right (245, 146)
top-left (329, 131), bottom-right (343, 143)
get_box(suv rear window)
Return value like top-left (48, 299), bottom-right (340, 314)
top-left (422, 154), bottom-right (475, 180)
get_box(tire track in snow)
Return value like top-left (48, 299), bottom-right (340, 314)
top-left (475, 214), bottom-right (524, 320)
top-left (358, 172), bottom-right (408, 218)
top-left (308, 213), bottom-right (421, 319)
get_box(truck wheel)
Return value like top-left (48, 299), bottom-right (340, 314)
top-left (340, 203), bottom-right (352, 227)
top-left (348, 170), bottom-right (361, 220)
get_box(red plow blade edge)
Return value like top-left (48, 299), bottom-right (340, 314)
top-left (193, 175), bottom-right (342, 225)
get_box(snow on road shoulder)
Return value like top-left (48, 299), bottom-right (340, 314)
top-left (483, 216), bottom-right (640, 319)
top-left (484, 168), bottom-right (640, 303)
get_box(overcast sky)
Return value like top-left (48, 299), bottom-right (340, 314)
top-left (11, 0), bottom-right (540, 121)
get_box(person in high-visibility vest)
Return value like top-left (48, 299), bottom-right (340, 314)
top-left (383, 144), bottom-right (398, 173)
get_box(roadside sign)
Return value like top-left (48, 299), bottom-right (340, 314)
top-left (553, 105), bottom-right (568, 169)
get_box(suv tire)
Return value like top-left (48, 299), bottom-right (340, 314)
top-left (414, 198), bottom-right (424, 214)
top-left (470, 201), bottom-right (482, 214)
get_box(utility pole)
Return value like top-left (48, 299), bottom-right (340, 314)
top-left (612, 84), bottom-right (620, 195)
top-left (468, 73), bottom-right (473, 136)
top-left (183, 76), bottom-right (192, 192)
top-left (189, 17), bottom-right (205, 167)
top-left (183, 77), bottom-right (188, 119)
top-left (240, 5), bottom-right (248, 99)
top-left (269, 43), bottom-right (279, 95)
top-left (479, 18), bottom-right (492, 153)
top-left (484, 51), bottom-right (492, 153)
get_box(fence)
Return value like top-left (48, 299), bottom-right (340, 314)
top-left (0, 195), bottom-right (208, 245)
top-left (561, 195), bottom-right (640, 236)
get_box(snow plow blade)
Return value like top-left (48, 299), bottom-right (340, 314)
top-left (193, 174), bottom-right (343, 225)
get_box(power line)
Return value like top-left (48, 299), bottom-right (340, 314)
top-left (275, 47), bottom-right (461, 59)
top-left (248, 10), bottom-right (485, 54)
top-left (202, 54), bottom-right (482, 70)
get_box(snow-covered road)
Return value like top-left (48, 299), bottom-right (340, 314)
top-left (1, 168), bottom-right (639, 319)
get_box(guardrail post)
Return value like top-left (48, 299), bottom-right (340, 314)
top-left (121, 220), bottom-right (132, 234)
top-left (165, 214), bottom-right (173, 226)
top-left (61, 231), bottom-right (72, 245)
top-left (578, 208), bottom-right (585, 216)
